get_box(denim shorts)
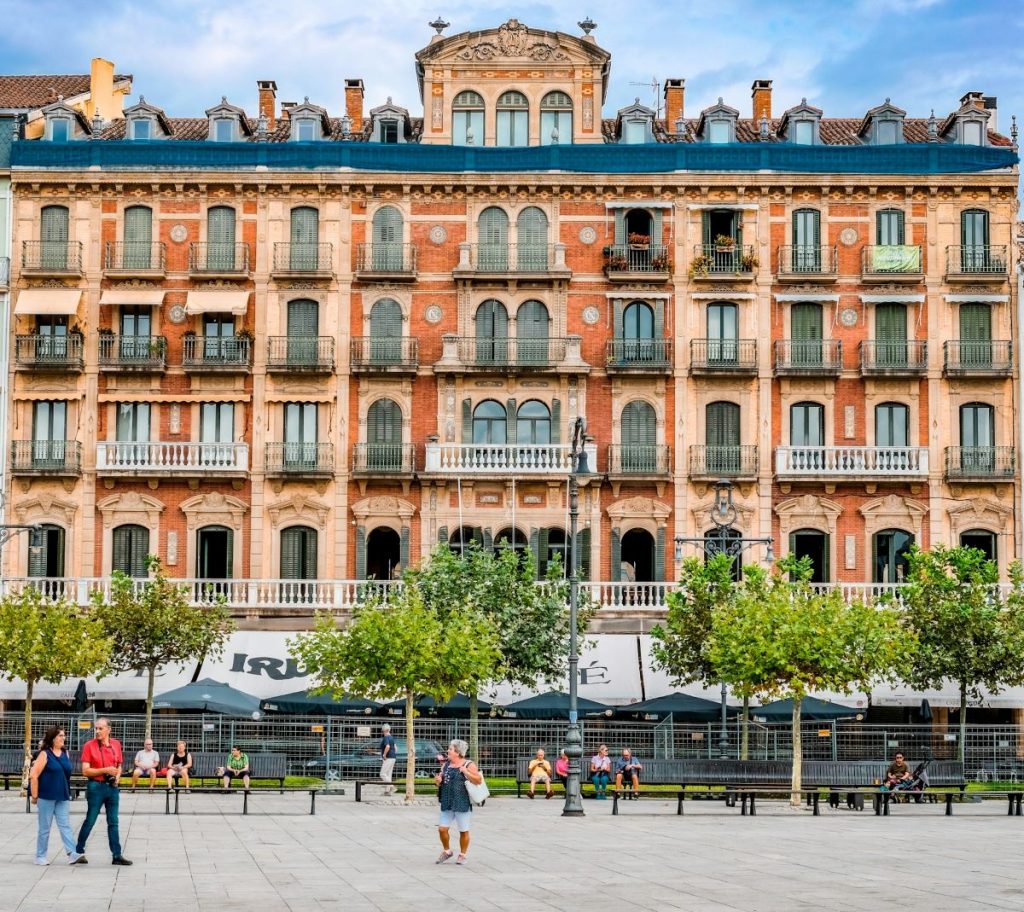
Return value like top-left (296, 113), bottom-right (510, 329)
top-left (438, 809), bottom-right (472, 832)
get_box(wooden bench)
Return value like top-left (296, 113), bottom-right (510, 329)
top-left (514, 757), bottom-right (570, 799)
top-left (179, 752), bottom-right (288, 792)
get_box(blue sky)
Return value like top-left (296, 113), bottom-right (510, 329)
top-left (1, 0), bottom-right (1022, 135)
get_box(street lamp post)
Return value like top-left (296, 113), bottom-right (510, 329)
top-left (674, 478), bottom-right (774, 760)
top-left (563, 416), bottom-right (590, 817)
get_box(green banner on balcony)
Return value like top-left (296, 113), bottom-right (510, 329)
top-left (870, 245), bottom-right (921, 272)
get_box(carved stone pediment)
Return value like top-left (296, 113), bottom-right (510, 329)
top-left (416, 19), bottom-right (609, 69)
top-left (775, 494), bottom-right (842, 521)
top-left (351, 495), bottom-right (416, 522)
top-left (97, 492), bottom-right (165, 529)
top-left (13, 494), bottom-right (78, 525)
top-left (180, 492), bottom-right (248, 531)
top-left (607, 495), bottom-right (671, 523)
top-left (266, 493), bottom-right (330, 530)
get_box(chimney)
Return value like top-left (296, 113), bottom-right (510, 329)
top-left (752, 79), bottom-right (772, 122)
top-left (280, 102), bottom-right (295, 122)
top-left (89, 57), bottom-right (114, 120)
top-left (983, 95), bottom-right (998, 131)
top-left (257, 79), bottom-right (277, 130)
top-left (664, 78), bottom-right (685, 127)
top-left (345, 78), bottom-right (365, 133)
top-left (960, 90), bottom-right (984, 110)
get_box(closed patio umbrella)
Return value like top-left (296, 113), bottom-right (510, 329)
top-left (503, 690), bottom-right (612, 720)
top-left (623, 692), bottom-right (733, 723)
top-left (153, 678), bottom-right (262, 717)
top-left (383, 693), bottom-right (492, 716)
top-left (751, 696), bottom-right (863, 722)
top-left (260, 691), bottom-right (380, 715)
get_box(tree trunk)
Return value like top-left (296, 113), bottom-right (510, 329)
top-left (469, 693), bottom-right (479, 762)
top-left (405, 691), bottom-right (416, 802)
top-left (959, 681), bottom-right (968, 765)
top-left (741, 695), bottom-right (750, 760)
top-left (20, 679), bottom-right (34, 796)
top-left (145, 665), bottom-right (156, 740)
top-left (790, 695), bottom-right (802, 807)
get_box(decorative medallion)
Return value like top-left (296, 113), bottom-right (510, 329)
top-left (840, 307), bottom-right (859, 327)
top-left (839, 227), bottom-right (858, 247)
top-left (582, 306), bottom-right (600, 325)
top-left (168, 304), bottom-right (187, 324)
top-left (169, 224), bottom-right (188, 244)
top-left (425, 304), bottom-right (444, 324)
top-left (429, 225), bottom-right (448, 245)
top-left (579, 226), bottom-right (597, 245)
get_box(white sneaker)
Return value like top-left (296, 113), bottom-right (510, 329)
top-left (68, 852), bottom-right (86, 865)
top-left (34, 857), bottom-right (48, 866)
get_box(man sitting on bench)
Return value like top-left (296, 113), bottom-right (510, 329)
top-left (614, 748), bottom-right (642, 799)
top-left (527, 748), bottom-right (553, 799)
top-left (882, 752), bottom-right (911, 791)
top-left (220, 746), bottom-right (251, 791)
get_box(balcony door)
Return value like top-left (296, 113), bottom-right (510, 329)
top-left (369, 298), bottom-right (402, 364)
top-left (29, 524), bottom-right (65, 578)
top-left (516, 400), bottom-right (551, 466)
top-left (621, 301), bottom-right (655, 364)
top-left (961, 209), bottom-right (990, 270)
top-left (517, 300), bottom-right (549, 365)
top-left (707, 302), bottom-right (738, 364)
top-left (286, 299), bottom-right (319, 364)
top-left (876, 209), bottom-right (905, 246)
top-left (875, 403), bottom-right (909, 448)
top-left (280, 525), bottom-right (317, 582)
top-left (119, 307), bottom-right (153, 361)
top-left (517, 207), bottom-right (548, 271)
top-left (36, 317), bottom-right (69, 363)
top-left (115, 402), bottom-right (150, 467)
top-left (112, 524), bottom-right (150, 578)
top-left (790, 529), bottom-right (829, 584)
top-left (960, 529), bottom-right (997, 564)
top-left (706, 401), bottom-right (741, 474)
top-left (123, 205), bottom-right (153, 269)
top-left (40, 205), bottom-right (69, 270)
top-left (372, 206), bottom-right (403, 271)
top-left (791, 402), bottom-right (824, 446)
top-left (207, 206), bottom-right (236, 271)
top-left (791, 302), bottom-right (823, 366)
top-left (792, 208), bottom-right (820, 271)
top-left (621, 400), bottom-right (656, 472)
top-left (702, 209), bottom-right (740, 272)
top-left (197, 526), bottom-right (233, 581)
top-left (474, 299), bottom-right (508, 364)
top-left (367, 398), bottom-right (403, 470)
top-left (200, 403), bottom-right (235, 466)
top-left (290, 206), bottom-right (319, 270)
top-left (961, 402), bottom-right (994, 472)
top-left (873, 528), bottom-right (913, 584)
top-left (203, 316), bottom-right (236, 361)
top-left (478, 207), bottom-right (508, 271)
top-left (959, 303), bottom-right (993, 368)
top-left (365, 527), bottom-right (401, 580)
top-left (875, 303), bottom-right (908, 368)
top-left (283, 402), bottom-right (317, 469)
top-left (32, 401), bottom-right (66, 468)
top-left (472, 401), bottom-right (506, 466)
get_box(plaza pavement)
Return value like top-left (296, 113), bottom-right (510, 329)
top-left (2, 789), bottom-right (1023, 912)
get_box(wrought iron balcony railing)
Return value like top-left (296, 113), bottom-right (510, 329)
top-left (603, 244), bottom-right (670, 275)
top-left (944, 446), bottom-right (1016, 480)
top-left (689, 445), bottom-right (758, 478)
top-left (605, 339), bottom-right (671, 371)
top-left (776, 245), bottom-right (838, 277)
top-left (859, 340), bottom-right (927, 375)
top-left (182, 335), bottom-right (253, 370)
top-left (943, 340), bottom-right (1012, 376)
top-left (350, 336), bottom-right (419, 372)
top-left (455, 243), bottom-right (568, 274)
top-left (861, 245), bottom-right (923, 276)
top-left (265, 442), bottom-right (335, 476)
top-left (21, 241), bottom-right (83, 273)
top-left (607, 444), bottom-right (670, 475)
top-left (266, 336), bottom-right (335, 372)
top-left (11, 440), bottom-right (82, 475)
top-left (104, 241), bottom-right (167, 273)
top-left (271, 242), bottom-right (333, 276)
top-left (774, 340), bottom-right (843, 375)
top-left (98, 334), bottom-right (167, 371)
top-left (14, 334), bottom-right (84, 370)
top-left (689, 339), bottom-right (757, 373)
top-left (351, 443), bottom-right (416, 474)
top-left (355, 243), bottom-right (416, 276)
top-left (453, 336), bottom-right (568, 369)
top-left (690, 244), bottom-right (757, 277)
top-left (189, 242), bottom-right (250, 275)
top-left (946, 245), bottom-right (1009, 276)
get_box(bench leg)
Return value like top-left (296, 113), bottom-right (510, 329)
top-left (165, 789), bottom-right (170, 815)
top-left (677, 793), bottom-right (684, 816)
top-left (883, 793), bottom-right (890, 817)
top-left (355, 781), bottom-right (362, 803)
top-left (750, 794), bottom-right (756, 817)
top-left (740, 794), bottom-right (747, 816)
top-left (310, 791), bottom-right (316, 815)
top-left (945, 793), bottom-right (953, 816)
top-left (1017, 794), bottom-right (1023, 817)
top-left (243, 790), bottom-right (249, 815)
top-left (612, 793), bottom-right (619, 816)
top-left (174, 789), bottom-right (180, 816)
top-left (813, 792), bottom-right (820, 817)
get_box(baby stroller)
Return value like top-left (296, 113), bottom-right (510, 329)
top-left (889, 758), bottom-right (931, 803)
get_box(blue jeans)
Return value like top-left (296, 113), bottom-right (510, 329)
top-left (592, 771), bottom-right (610, 791)
top-left (76, 781), bottom-right (122, 858)
top-left (36, 799), bottom-right (76, 859)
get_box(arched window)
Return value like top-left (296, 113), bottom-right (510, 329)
top-left (495, 527), bottom-right (529, 562)
top-left (706, 401), bottom-right (741, 474)
top-left (366, 398), bottom-right (404, 470)
top-left (122, 206), bottom-right (153, 269)
top-left (197, 525), bottom-right (233, 582)
top-left (29, 524), bottom-right (65, 578)
top-left (112, 524), bottom-right (150, 578)
top-left (478, 207), bottom-right (509, 270)
top-left (40, 205), bottom-right (69, 269)
top-left (473, 400), bottom-right (506, 445)
top-left (621, 400), bottom-right (657, 472)
top-left (790, 528), bottom-right (829, 583)
top-left (369, 298), bottom-right (402, 363)
top-left (517, 207), bottom-right (548, 270)
top-left (452, 90), bottom-right (484, 146)
top-left (516, 300), bottom-right (549, 365)
top-left (280, 525), bottom-right (317, 580)
top-left (372, 206), bottom-right (403, 270)
top-left (289, 206), bottom-right (319, 270)
top-left (875, 402), bottom-right (909, 447)
top-left (516, 400), bottom-right (551, 445)
top-left (539, 528), bottom-right (568, 578)
top-left (792, 208), bottom-right (821, 271)
top-left (207, 205), bottom-right (237, 270)
top-left (496, 90), bottom-right (528, 147)
top-left (873, 528), bottom-right (914, 583)
top-left (474, 299), bottom-right (508, 364)
top-left (540, 91), bottom-right (572, 145)
top-left (621, 301), bottom-right (655, 364)
top-left (960, 529), bottom-right (997, 563)
top-left (365, 527), bottom-right (402, 580)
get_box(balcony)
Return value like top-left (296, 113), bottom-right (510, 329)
top-left (10, 440), bottom-right (81, 476)
top-left (14, 334), bottom-right (84, 371)
top-left (0, 256), bottom-right (9, 290)
top-left (182, 335), bottom-right (253, 372)
top-left (859, 340), bottom-right (927, 376)
top-left (604, 339), bottom-right (672, 374)
top-left (689, 244), bottom-right (757, 281)
top-left (96, 442), bottom-right (249, 476)
top-left (688, 445), bottom-right (758, 479)
top-left (861, 245), bottom-right (923, 282)
top-left (351, 443), bottom-right (416, 475)
top-left (945, 245), bottom-right (1009, 281)
top-left (350, 337), bottom-right (419, 374)
top-left (453, 243), bottom-right (570, 281)
top-left (423, 442), bottom-right (598, 476)
top-left (433, 335), bottom-right (587, 374)
top-left (776, 446), bottom-right (929, 480)
top-left (774, 340), bottom-right (843, 376)
top-left (21, 241), bottom-right (83, 277)
top-left (945, 446), bottom-right (1016, 482)
top-left (271, 243), bottom-right (333, 279)
top-left (607, 444), bottom-right (670, 476)
top-left (354, 243), bottom-right (416, 281)
top-left (943, 341), bottom-right (1012, 377)
top-left (775, 245), bottom-right (838, 282)
top-left (188, 243), bottom-right (250, 278)
top-left (98, 335), bottom-right (167, 372)
top-left (104, 242), bottom-right (167, 278)
top-left (266, 336), bottom-right (335, 373)
top-left (265, 442), bottom-right (335, 477)
top-left (603, 244), bottom-right (670, 282)
top-left (689, 339), bottom-right (758, 375)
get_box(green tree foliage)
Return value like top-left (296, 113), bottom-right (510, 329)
top-left (709, 558), bottom-right (911, 804)
top-left (92, 557), bottom-right (234, 738)
top-left (0, 587), bottom-right (110, 787)
top-left (290, 585), bottom-right (501, 801)
top-left (901, 545), bottom-right (1024, 762)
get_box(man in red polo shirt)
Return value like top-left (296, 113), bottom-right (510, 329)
top-left (72, 718), bottom-right (132, 865)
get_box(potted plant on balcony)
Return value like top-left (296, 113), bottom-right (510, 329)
top-left (714, 233), bottom-right (736, 251)
top-left (688, 253), bottom-right (711, 278)
top-left (651, 252), bottom-right (669, 271)
top-left (628, 232), bottom-right (651, 249)
top-left (606, 252), bottom-right (628, 271)
top-left (740, 251), bottom-right (759, 271)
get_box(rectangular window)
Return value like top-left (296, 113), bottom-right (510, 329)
top-left (496, 110), bottom-right (528, 147)
top-left (452, 110), bottom-right (484, 146)
top-left (50, 119), bottom-right (69, 142)
top-left (116, 403), bottom-right (150, 442)
top-left (876, 120), bottom-right (898, 144)
top-left (540, 111), bottom-right (571, 146)
top-left (963, 121), bottom-right (984, 145)
top-left (132, 120), bottom-right (151, 140)
top-left (708, 121), bottom-right (730, 144)
top-left (201, 403), bottom-right (235, 443)
top-left (214, 119), bottom-right (233, 142)
top-left (794, 121), bottom-right (814, 145)
top-left (381, 120), bottom-right (398, 144)
top-left (296, 119), bottom-right (316, 141)
top-left (624, 120), bottom-right (646, 144)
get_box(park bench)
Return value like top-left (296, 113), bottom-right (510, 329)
top-left (180, 752), bottom-right (288, 791)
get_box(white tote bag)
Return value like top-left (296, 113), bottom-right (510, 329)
top-left (465, 771), bottom-right (490, 806)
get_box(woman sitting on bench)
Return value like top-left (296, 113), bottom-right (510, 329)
top-left (220, 746), bottom-right (251, 791)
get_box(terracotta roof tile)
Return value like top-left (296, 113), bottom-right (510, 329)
top-left (0, 74), bottom-right (131, 109)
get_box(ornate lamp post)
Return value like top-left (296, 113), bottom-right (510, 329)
top-left (674, 479), bottom-right (774, 758)
top-left (563, 416), bottom-right (590, 817)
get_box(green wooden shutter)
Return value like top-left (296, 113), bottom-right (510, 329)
top-left (530, 529), bottom-right (540, 576)
top-left (373, 206), bottom-right (403, 270)
top-left (123, 206), bottom-right (152, 269)
top-left (518, 207), bottom-right (548, 270)
top-left (793, 209), bottom-right (820, 270)
top-left (29, 525), bottom-right (64, 577)
top-left (701, 211), bottom-right (711, 246)
top-left (355, 526), bottom-right (367, 579)
top-left (614, 210), bottom-right (626, 246)
top-left (791, 302), bottom-right (823, 366)
top-left (610, 528), bottom-right (621, 582)
top-left (651, 209), bottom-right (664, 247)
top-left (438, 526), bottom-right (449, 545)
top-left (622, 401), bottom-right (655, 471)
top-left (876, 209), bottom-right (904, 246)
top-left (281, 526), bottom-right (316, 580)
top-left (537, 528), bottom-right (550, 577)
top-left (505, 398), bottom-right (517, 445)
top-left (482, 529), bottom-right (493, 552)
top-left (707, 402), bottom-right (740, 473)
top-left (462, 399), bottom-right (472, 444)
top-left (653, 301), bottom-right (665, 351)
top-left (207, 206), bottom-right (236, 270)
top-left (479, 207), bottom-right (508, 270)
top-left (517, 300), bottom-right (549, 365)
top-left (655, 527), bottom-right (666, 581)
top-left (551, 399), bottom-right (562, 444)
top-left (113, 525), bottom-right (148, 577)
top-left (370, 298), bottom-right (402, 363)
top-left (875, 303), bottom-right (907, 368)
top-left (577, 527), bottom-right (592, 581)
top-left (400, 526), bottom-right (410, 570)
top-left (960, 303), bottom-right (992, 367)
top-left (40, 206), bottom-right (69, 269)
top-left (368, 399), bottom-right (401, 470)
top-left (290, 207), bottom-right (319, 270)
top-left (613, 299), bottom-right (624, 342)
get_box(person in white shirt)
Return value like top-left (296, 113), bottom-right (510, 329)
top-left (131, 739), bottom-right (161, 791)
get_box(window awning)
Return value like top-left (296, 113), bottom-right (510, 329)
top-left (14, 288), bottom-right (82, 315)
top-left (99, 290), bottom-right (165, 307)
top-left (185, 291), bottom-right (249, 315)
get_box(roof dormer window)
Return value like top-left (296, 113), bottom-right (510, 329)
top-left (709, 121), bottom-right (729, 144)
top-left (380, 120), bottom-right (398, 144)
top-left (963, 120), bottom-right (984, 146)
top-left (205, 97), bottom-right (251, 143)
top-left (369, 97), bottom-right (409, 144)
top-left (794, 121), bottom-right (813, 145)
top-left (214, 119), bottom-right (234, 142)
top-left (296, 118), bottom-right (316, 142)
top-left (876, 120), bottom-right (898, 144)
top-left (697, 98), bottom-right (739, 144)
top-left (778, 99), bottom-right (822, 146)
top-left (617, 98), bottom-right (655, 144)
top-left (123, 97), bottom-right (172, 141)
top-left (131, 119), bottom-right (151, 140)
top-left (50, 118), bottom-right (70, 142)
top-left (858, 99), bottom-right (905, 145)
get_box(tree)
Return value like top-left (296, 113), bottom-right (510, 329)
top-left (0, 586), bottom-right (110, 788)
top-left (290, 586), bottom-right (501, 801)
top-left (92, 557), bottom-right (234, 738)
top-left (708, 558), bottom-right (911, 805)
top-left (901, 545), bottom-right (1024, 762)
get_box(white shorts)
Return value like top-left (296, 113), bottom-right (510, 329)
top-left (438, 809), bottom-right (472, 832)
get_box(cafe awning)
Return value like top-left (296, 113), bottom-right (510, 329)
top-left (185, 290), bottom-right (249, 315)
top-left (98, 289), bottom-right (165, 306)
top-left (14, 288), bottom-right (82, 315)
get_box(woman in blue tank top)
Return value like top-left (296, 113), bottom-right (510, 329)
top-left (29, 726), bottom-right (83, 865)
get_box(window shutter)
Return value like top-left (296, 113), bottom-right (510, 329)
top-left (610, 528), bottom-right (621, 582)
top-left (355, 526), bottom-right (367, 579)
top-left (479, 207), bottom-right (508, 270)
top-left (280, 527), bottom-right (300, 579)
top-left (653, 300), bottom-right (665, 343)
top-left (207, 206), bottom-right (236, 269)
top-left (113, 525), bottom-right (148, 577)
top-left (551, 399), bottom-right (562, 444)
top-left (290, 207), bottom-right (319, 270)
top-left (41, 206), bottom-right (69, 243)
top-left (518, 208), bottom-right (548, 268)
top-left (655, 527), bottom-right (666, 581)
top-left (400, 526), bottom-right (410, 570)
top-left (614, 210), bottom-right (625, 246)
top-left (875, 303), bottom-right (907, 342)
top-left (123, 206), bottom-right (152, 269)
top-left (373, 206), bottom-right (402, 245)
top-left (505, 398), bottom-right (517, 444)
top-left (530, 529), bottom-right (540, 576)
top-left (651, 209), bottom-right (664, 247)
top-left (613, 299), bottom-right (624, 340)
top-left (701, 211), bottom-right (711, 246)
top-left (959, 303), bottom-right (991, 342)
top-left (482, 529), bottom-right (493, 551)
top-left (130, 526), bottom-right (149, 577)
top-left (791, 303), bottom-right (823, 341)
top-left (438, 526), bottom-right (448, 545)
top-left (577, 527), bottom-right (592, 581)
top-left (462, 399), bottom-right (472, 444)
top-left (471, 527), bottom-right (484, 548)
top-left (537, 528), bottom-right (550, 577)
top-left (287, 299), bottom-right (319, 336)
top-left (517, 300), bottom-right (549, 365)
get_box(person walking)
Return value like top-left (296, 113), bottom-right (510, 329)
top-left (73, 717), bottom-right (132, 866)
top-left (29, 726), bottom-right (84, 865)
top-left (434, 739), bottom-right (483, 866)
top-left (379, 724), bottom-right (397, 797)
